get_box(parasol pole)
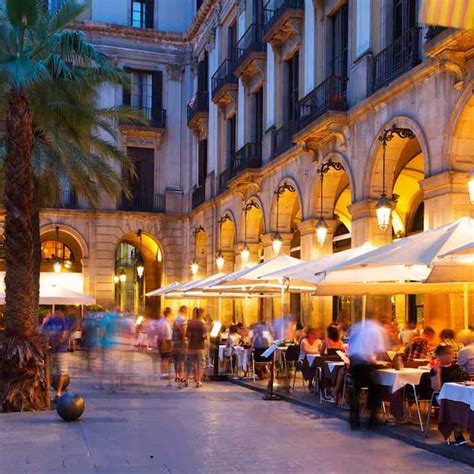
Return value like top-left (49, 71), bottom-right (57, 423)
top-left (464, 282), bottom-right (469, 330)
top-left (362, 294), bottom-right (367, 324)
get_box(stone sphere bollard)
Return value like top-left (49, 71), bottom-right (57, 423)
top-left (51, 374), bottom-right (70, 391)
top-left (56, 393), bottom-right (85, 422)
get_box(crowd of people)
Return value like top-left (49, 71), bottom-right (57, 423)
top-left (41, 306), bottom-right (474, 440)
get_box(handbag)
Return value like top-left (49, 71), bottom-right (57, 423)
top-left (160, 339), bottom-right (173, 354)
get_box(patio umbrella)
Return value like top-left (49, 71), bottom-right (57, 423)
top-left (0, 285), bottom-right (95, 306)
top-left (145, 281), bottom-right (181, 297)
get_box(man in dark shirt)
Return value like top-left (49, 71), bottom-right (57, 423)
top-left (405, 326), bottom-right (436, 361)
top-left (186, 307), bottom-right (207, 388)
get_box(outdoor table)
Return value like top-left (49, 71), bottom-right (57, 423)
top-left (438, 382), bottom-right (474, 442)
top-left (218, 345), bottom-right (250, 372)
top-left (306, 354), bottom-right (320, 367)
top-left (373, 367), bottom-right (430, 421)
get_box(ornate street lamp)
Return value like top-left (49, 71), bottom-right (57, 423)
top-left (216, 213), bottom-right (231, 272)
top-left (376, 125), bottom-right (415, 231)
top-left (113, 275), bottom-right (119, 284)
top-left (191, 225), bottom-right (205, 276)
top-left (242, 200), bottom-right (260, 265)
top-left (273, 183), bottom-right (295, 255)
top-left (119, 269), bottom-right (127, 283)
top-left (315, 160), bottom-right (344, 246)
top-left (469, 168), bottom-right (474, 205)
top-left (135, 229), bottom-right (145, 279)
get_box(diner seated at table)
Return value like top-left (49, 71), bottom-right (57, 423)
top-left (457, 330), bottom-right (474, 375)
top-left (320, 324), bottom-right (345, 355)
top-left (439, 328), bottom-right (463, 357)
top-left (404, 326), bottom-right (436, 362)
top-left (224, 325), bottom-right (242, 374)
top-left (251, 321), bottom-right (273, 379)
top-left (430, 345), bottom-right (467, 444)
top-left (299, 328), bottom-right (322, 390)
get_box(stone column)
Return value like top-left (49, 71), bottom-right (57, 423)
top-left (297, 218), bottom-right (336, 329)
top-left (349, 199), bottom-right (393, 321)
top-left (420, 171), bottom-right (473, 332)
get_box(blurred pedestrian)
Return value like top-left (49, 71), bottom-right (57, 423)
top-left (186, 308), bottom-right (207, 388)
top-left (157, 307), bottom-right (173, 384)
top-left (173, 306), bottom-right (188, 387)
top-left (42, 309), bottom-right (71, 400)
top-left (348, 319), bottom-right (388, 430)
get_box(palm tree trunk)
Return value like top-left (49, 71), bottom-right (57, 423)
top-left (0, 89), bottom-right (47, 412)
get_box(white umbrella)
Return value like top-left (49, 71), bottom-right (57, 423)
top-left (145, 281), bottom-right (181, 297)
top-left (0, 285), bottom-right (95, 306)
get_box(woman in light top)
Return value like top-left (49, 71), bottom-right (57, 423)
top-left (299, 328), bottom-right (322, 390)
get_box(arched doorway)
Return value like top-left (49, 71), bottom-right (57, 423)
top-left (115, 231), bottom-right (163, 315)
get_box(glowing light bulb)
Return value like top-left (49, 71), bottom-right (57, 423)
top-left (376, 195), bottom-right (393, 231)
top-left (315, 217), bottom-right (328, 247)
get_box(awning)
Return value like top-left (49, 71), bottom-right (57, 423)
top-left (0, 285), bottom-right (95, 305)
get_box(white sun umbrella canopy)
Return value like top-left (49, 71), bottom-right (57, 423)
top-left (145, 281), bottom-right (181, 297)
top-left (0, 285), bottom-right (95, 305)
top-left (145, 273), bottom-right (227, 297)
top-left (261, 243), bottom-right (375, 285)
top-left (320, 217), bottom-right (474, 284)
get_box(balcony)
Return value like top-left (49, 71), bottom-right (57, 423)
top-left (370, 27), bottom-right (421, 94)
top-left (187, 91), bottom-right (209, 136)
top-left (263, 0), bottom-right (303, 50)
top-left (217, 168), bottom-right (231, 195)
top-left (118, 193), bottom-right (165, 213)
top-left (271, 121), bottom-right (295, 159)
top-left (191, 184), bottom-right (206, 210)
top-left (234, 24), bottom-right (266, 85)
top-left (50, 190), bottom-right (79, 210)
top-left (297, 76), bottom-right (348, 131)
top-left (425, 26), bottom-right (447, 41)
top-left (231, 142), bottom-right (262, 178)
top-left (120, 107), bottom-right (166, 130)
top-left (211, 59), bottom-right (238, 106)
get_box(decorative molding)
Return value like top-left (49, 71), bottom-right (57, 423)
top-left (166, 64), bottom-right (184, 82)
top-left (121, 129), bottom-right (163, 148)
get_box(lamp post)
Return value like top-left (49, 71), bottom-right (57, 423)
top-left (273, 183), bottom-right (295, 255)
top-left (191, 225), bottom-right (205, 277)
top-left (135, 229), bottom-right (145, 279)
top-left (376, 125), bottom-right (415, 231)
top-left (315, 160), bottom-right (344, 246)
top-left (216, 214), bottom-right (231, 272)
top-left (241, 200), bottom-right (260, 265)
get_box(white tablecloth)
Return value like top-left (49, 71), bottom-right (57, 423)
top-left (373, 368), bottom-right (429, 393)
top-left (305, 354), bottom-right (320, 367)
top-left (439, 382), bottom-right (474, 410)
top-left (327, 361), bottom-right (345, 373)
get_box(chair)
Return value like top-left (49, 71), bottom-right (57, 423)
top-left (405, 372), bottom-right (435, 433)
top-left (340, 372), bottom-right (369, 413)
top-left (251, 348), bottom-right (270, 382)
top-left (284, 344), bottom-right (300, 388)
top-left (424, 390), bottom-right (440, 438)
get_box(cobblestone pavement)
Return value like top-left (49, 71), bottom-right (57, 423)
top-left (0, 352), bottom-right (471, 474)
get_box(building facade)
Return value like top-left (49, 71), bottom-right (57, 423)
top-left (32, 0), bottom-right (473, 330)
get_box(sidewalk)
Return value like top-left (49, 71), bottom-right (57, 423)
top-left (231, 376), bottom-right (474, 467)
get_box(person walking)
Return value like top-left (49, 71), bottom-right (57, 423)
top-left (157, 307), bottom-right (173, 384)
top-left (186, 308), bottom-right (207, 388)
top-left (347, 319), bottom-right (388, 430)
top-left (173, 306), bottom-right (188, 388)
top-left (42, 309), bottom-right (71, 401)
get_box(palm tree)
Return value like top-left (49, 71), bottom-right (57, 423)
top-left (0, 0), bottom-right (136, 411)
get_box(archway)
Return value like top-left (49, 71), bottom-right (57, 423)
top-left (194, 229), bottom-right (208, 278)
top-left (115, 231), bottom-right (163, 315)
top-left (219, 212), bottom-right (236, 273)
top-left (366, 122), bottom-right (427, 325)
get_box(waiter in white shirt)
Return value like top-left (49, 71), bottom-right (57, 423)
top-left (348, 319), bottom-right (388, 430)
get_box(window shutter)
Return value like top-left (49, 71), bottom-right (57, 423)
top-left (152, 71), bottom-right (163, 125)
top-left (145, 0), bottom-right (154, 28)
top-left (123, 68), bottom-right (131, 106)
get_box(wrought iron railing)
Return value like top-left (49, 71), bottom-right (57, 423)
top-left (211, 59), bottom-right (237, 99)
top-left (187, 90), bottom-right (209, 124)
top-left (118, 193), bottom-right (165, 213)
top-left (192, 184), bottom-right (206, 209)
top-left (217, 168), bottom-right (231, 195)
top-left (263, 0), bottom-right (303, 34)
top-left (271, 120), bottom-right (295, 158)
top-left (231, 142), bottom-right (262, 177)
top-left (370, 27), bottom-right (421, 94)
top-left (120, 107), bottom-right (166, 129)
top-left (235, 23), bottom-right (265, 69)
top-left (50, 190), bottom-right (79, 209)
top-left (297, 76), bottom-right (348, 130)
top-left (425, 25), bottom-right (447, 41)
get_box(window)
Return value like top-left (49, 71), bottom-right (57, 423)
top-left (331, 4), bottom-right (349, 77)
top-left (287, 52), bottom-right (299, 123)
top-left (253, 88), bottom-right (264, 144)
top-left (197, 52), bottom-right (209, 92)
top-left (123, 70), bottom-right (163, 124)
top-left (198, 140), bottom-right (208, 186)
top-left (228, 22), bottom-right (237, 63)
top-left (227, 116), bottom-right (237, 167)
top-left (41, 241), bottom-right (74, 263)
top-left (131, 0), bottom-right (154, 29)
top-left (393, 0), bottom-right (416, 40)
top-left (126, 147), bottom-right (155, 200)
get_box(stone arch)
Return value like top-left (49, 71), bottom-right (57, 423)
top-left (363, 116), bottom-right (431, 199)
top-left (218, 210), bottom-right (236, 251)
top-left (241, 195), bottom-right (266, 242)
top-left (270, 176), bottom-right (304, 233)
top-left (194, 229), bottom-right (208, 276)
top-left (445, 87), bottom-right (474, 171)
top-left (39, 222), bottom-right (88, 260)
